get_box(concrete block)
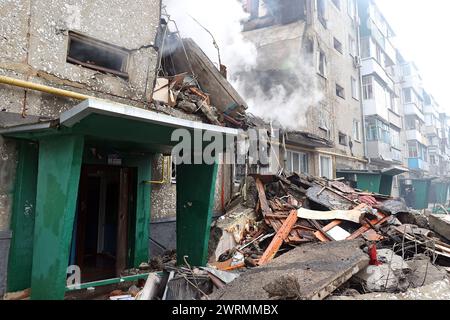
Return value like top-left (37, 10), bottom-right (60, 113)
top-left (429, 214), bottom-right (450, 241)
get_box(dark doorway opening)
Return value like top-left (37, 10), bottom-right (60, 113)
top-left (70, 165), bottom-right (136, 283)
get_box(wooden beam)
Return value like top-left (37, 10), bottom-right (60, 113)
top-left (255, 178), bottom-right (272, 216)
top-left (258, 210), bottom-right (298, 266)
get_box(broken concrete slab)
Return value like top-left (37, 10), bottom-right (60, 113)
top-left (407, 257), bottom-right (448, 288)
top-left (354, 249), bottom-right (410, 293)
top-left (210, 240), bottom-right (369, 300)
top-left (330, 279), bottom-right (450, 300)
top-left (428, 214), bottom-right (450, 241)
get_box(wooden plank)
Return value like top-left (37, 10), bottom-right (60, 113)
top-left (347, 214), bottom-right (388, 240)
top-left (255, 178), bottom-right (272, 216)
top-left (258, 210), bottom-right (298, 266)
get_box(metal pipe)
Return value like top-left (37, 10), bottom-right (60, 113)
top-left (0, 75), bottom-right (91, 101)
top-left (65, 272), bottom-right (163, 291)
top-left (144, 156), bottom-right (170, 185)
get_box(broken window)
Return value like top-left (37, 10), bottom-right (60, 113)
top-left (67, 32), bottom-right (130, 78)
top-left (362, 76), bottom-right (373, 100)
top-left (336, 83), bottom-right (345, 99)
top-left (334, 38), bottom-right (343, 54)
top-left (339, 133), bottom-right (348, 146)
top-left (317, 50), bottom-right (327, 77)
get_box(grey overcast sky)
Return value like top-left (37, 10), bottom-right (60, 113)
top-left (376, 0), bottom-right (449, 112)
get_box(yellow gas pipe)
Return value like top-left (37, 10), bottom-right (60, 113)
top-left (0, 75), bottom-right (91, 100)
top-left (0, 75), bottom-right (170, 184)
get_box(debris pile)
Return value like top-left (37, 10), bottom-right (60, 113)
top-left (152, 73), bottom-right (246, 129)
top-left (205, 172), bottom-right (450, 300)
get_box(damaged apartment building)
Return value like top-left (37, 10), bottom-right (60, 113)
top-left (240, 0), bottom-right (366, 179)
top-left (239, 0), bottom-right (450, 205)
top-left (0, 0), bottom-right (244, 299)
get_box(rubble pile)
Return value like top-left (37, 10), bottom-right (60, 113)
top-left (99, 172), bottom-right (450, 301)
top-left (152, 73), bottom-right (246, 129)
top-left (205, 172), bottom-right (450, 300)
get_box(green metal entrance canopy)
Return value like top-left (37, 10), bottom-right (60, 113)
top-left (2, 99), bottom-right (238, 300)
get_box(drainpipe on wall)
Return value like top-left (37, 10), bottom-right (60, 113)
top-left (355, 2), bottom-right (369, 168)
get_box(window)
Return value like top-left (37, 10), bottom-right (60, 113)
top-left (430, 155), bottom-right (436, 165)
top-left (362, 76), bottom-right (373, 100)
top-left (286, 151), bottom-right (309, 174)
top-left (361, 38), bottom-right (370, 58)
top-left (319, 155), bottom-right (333, 179)
top-left (319, 107), bottom-right (331, 139)
top-left (317, 50), bottom-right (327, 77)
top-left (332, 0), bottom-right (341, 10)
top-left (366, 118), bottom-right (390, 144)
top-left (317, 0), bottom-right (327, 28)
top-left (351, 77), bottom-right (359, 100)
top-left (334, 38), bottom-right (343, 54)
top-left (353, 120), bottom-right (361, 141)
top-left (348, 35), bottom-right (357, 57)
top-left (391, 128), bottom-right (401, 149)
top-left (339, 132), bottom-right (348, 146)
top-left (403, 88), bottom-right (412, 103)
top-left (403, 64), bottom-right (411, 77)
top-left (67, 32), bottom-right (130, 78)
top-left (408, 142), bottom-right (419, 158)
top-left (347, 0), bottom-right (356, 19)
top-left (336, 84), bottom-right (345, 99)
top-left (375, 44), bottom-right (383, 65)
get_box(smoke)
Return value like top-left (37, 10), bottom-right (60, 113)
top-left (163, 0), bottom-right (323, 131)
top-left (163, 0), bottom-right (257, 71)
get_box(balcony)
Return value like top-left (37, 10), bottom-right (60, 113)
top-left (425, 125), bottom-right (440, 137)
top-left (391, 148), bottom-right (403, 163)
top-left (404, 103), bottom-right (425, 122)
top-left (362, 58), bottom-right (394, 90)
top-left (402, 75), bottom-right (423, 93)
top-left (406, 129), bottom-right (428, 146)
top-left (408, 158), bottom-right (429, 172)
top-left (367, 140), bottom-right (395, 163)
top-left (388, 109), bottom-right (402, 129)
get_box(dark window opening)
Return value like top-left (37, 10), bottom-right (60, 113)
top-left (334, 38), bottom-right (343, 54)
top-left (339, 133), bottom-right (348, 146)
top-left (336, 84), bottom-right (345, 99)
top-left (67, 32), bottom-right (130, 79)
top-left (317, 0), bottom-right (327, 28)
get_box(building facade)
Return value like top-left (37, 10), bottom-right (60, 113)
top-left (0, 0), bottom-right (238, 299)
top-left (240, 0), bottom-right (366, 179)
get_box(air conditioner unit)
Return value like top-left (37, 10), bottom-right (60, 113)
top-left (353, 56), bottom-right (362, 68)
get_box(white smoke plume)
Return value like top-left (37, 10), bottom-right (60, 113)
top-left (163, 0), bottom-right (322, 131)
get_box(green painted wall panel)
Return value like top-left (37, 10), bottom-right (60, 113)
top-left (357, 174), bottom-right (381, 194)
top-left (30, 135), bottom-right (84, 300)
top-left (412, 180), bottom-right (431, 210)
top-left (379, 175), bottom-right (394, 196)
top-left (7, 141), bottom-right (39, 292)
top-left (176, 162), bottom-right (218, 267)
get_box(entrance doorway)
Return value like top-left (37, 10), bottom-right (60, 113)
top-left (70, 164), bottom-right (136, 283)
